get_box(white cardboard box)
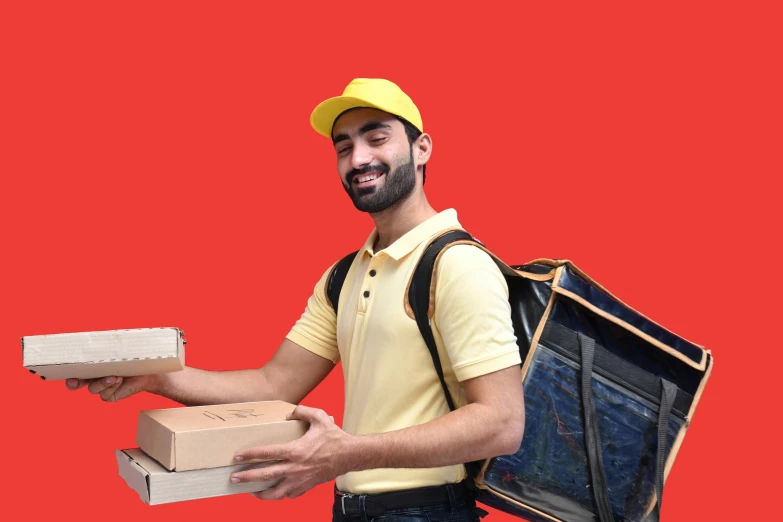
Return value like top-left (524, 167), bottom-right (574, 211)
top-left (22, 327), bottom-right (185, 380)
top-left (116, 448), bottom-right (278, 505)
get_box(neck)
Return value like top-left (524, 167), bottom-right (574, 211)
top-left (370, 190), bottom-right (437, 252)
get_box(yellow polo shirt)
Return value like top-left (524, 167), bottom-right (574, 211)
top-left (285, 208), bottom-right (521, 494)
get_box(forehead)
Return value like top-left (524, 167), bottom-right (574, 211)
top-left (331, 107), bottom-right (402, 139)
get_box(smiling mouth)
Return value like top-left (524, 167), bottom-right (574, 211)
top-left (353, 172), bottom-right (384, 187)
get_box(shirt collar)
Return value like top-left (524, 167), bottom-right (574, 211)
top-left (360, 208), bottom-right (462, 261)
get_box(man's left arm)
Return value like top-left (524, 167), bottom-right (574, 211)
top-left (231, 245), bottom-right (524, 498)
top-left (350, 362), bottom-right (525, 468)
top-left (231, 366), bottom-right (523, 499)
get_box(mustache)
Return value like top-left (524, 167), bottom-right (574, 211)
top-left (347, 164), bottom-right (390, 184)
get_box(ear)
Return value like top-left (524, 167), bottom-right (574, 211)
top-left (413, 133), bottom-right (432, 171)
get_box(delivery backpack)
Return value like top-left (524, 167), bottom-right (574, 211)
top-left (327, 229), bottom-right (712, 522)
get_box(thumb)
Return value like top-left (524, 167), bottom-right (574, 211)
top-left (286, 405), bottom-right (328, 424)
top-left (113, 376), bottom-right (147, 401)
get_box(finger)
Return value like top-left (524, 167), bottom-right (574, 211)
top-left (235, 442), bottom-right (295, 462)
top-left (252, 478), bottom-right (296, 501)
top-left (87, 376), bottom-right (122, 395)
top-left (112, 379), bottom-right (143, 401)
top-left (231, 463), bottom-right (289, 484)
top-left (287, 484), bottom-right (312, 499)
top-left (286, 405), bottom-right (330, 424)
top-left (65, 378), bottom-right (90, 390)
top-left (99, 380), bottom-right (124, 402)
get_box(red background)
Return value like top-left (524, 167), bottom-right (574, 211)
top-left (1, 1), bottom-right (780, 520)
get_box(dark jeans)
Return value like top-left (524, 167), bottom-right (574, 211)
top-left (332, 489), bottom-right (487, 522)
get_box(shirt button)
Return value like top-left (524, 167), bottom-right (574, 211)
top-left (369, 270), bottom-right (377, 277)
top-left (363, 290), bottom-right (370, 298)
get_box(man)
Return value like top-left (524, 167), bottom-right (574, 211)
top-left (66, 78), bottom-right (525, 521)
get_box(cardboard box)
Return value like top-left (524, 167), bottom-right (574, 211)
top-left (22, 327), bottom-right (185, 380)
top-left (116, 448), bottom-right (278, 505)
top-left (137, 400), bottom-right (309, 471)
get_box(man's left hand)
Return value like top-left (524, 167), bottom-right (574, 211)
top-left (230, 405), bottom-right (356, 500)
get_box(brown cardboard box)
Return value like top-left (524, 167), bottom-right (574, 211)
top-left (136, 400), bottom-right (309, 471)
top-left (116, 448), bottom-right (279, 505)
top-left (22, 327), bottom-right (185, 380)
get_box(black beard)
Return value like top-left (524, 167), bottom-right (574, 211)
top-left (343, 152), bottom-right (416, 214)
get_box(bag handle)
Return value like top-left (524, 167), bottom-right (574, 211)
top-left (579, 333), bottom-right (616, 522)
top-left (646, 378), bottom-right (678, 521)
top-left (578, 332), bottom-right (679, 522)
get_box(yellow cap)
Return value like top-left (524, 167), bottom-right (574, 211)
top-left (310, 78), bottom-right (423, 138)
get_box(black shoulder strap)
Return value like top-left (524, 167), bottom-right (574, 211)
top-left (327, 251), bottom-right (359, 314)
top-left (409, 229), bottom-right (483, 479)
top-left (408, 230), bottom-right (476, 411)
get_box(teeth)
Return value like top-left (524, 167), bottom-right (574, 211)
top-left (357, 174), bottom-right (379, 183)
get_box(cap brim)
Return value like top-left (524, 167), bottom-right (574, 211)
top-left (310, 96), bottom-right (387, 139)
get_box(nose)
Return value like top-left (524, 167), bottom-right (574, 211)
top-left (350, 141), bottom-right (374, 170)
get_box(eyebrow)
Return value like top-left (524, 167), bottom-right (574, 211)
top-left (332, 121), bottom-right (393, 145)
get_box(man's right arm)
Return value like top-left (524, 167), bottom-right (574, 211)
top-left (65, 338), bottom-right (335, 405)
top-left (66, 262), bottom-right (342, 406)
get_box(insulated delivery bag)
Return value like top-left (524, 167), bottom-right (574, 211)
top-left (327, 229), bottom-right (713, 522)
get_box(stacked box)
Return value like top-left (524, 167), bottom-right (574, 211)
top-left (117, 400), bottom-right (310, 505)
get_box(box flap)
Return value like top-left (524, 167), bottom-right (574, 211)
top-left (120, 448), bottom-right (170, 475)
top-left (116, 449), bottom-right (151, 504)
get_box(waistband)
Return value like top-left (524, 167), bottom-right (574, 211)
top-left (334, 481), bottom-right (473, 517)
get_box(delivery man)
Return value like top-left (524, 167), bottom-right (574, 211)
top-left (67, 78), bottom-right (525, 521)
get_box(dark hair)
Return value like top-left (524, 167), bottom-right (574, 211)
top-left (394, 116), bottom-right (427, 184)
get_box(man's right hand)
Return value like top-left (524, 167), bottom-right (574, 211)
top-left (65, 375), bottom-right (158, 402)
top-left (62, 340), bottom-right (334, 406)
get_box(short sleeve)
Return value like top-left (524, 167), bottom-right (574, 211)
top-left (285, 264), bottom-right (341, 364)
top-left (433, 245), bottom-right (521, 382)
